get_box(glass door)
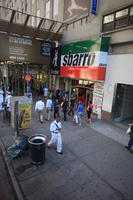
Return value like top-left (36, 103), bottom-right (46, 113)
top-left (113, 83), bottom-right (133, 125)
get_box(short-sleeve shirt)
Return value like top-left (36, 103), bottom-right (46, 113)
top-left (50, 120), bottom-right (62, 133)
top-left (44, 87), bottom-right (48, 96)
top-left (78, 104), bottom-right (84, 112)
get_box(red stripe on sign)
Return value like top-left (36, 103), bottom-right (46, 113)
top-left (60, 66), bottom-right (106, 81)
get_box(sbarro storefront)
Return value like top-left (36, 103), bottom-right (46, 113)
top-left (60, 37), bottom-right (110, 118)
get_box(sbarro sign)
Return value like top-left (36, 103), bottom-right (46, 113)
top-left (60, 37), bottom-right (110, 81)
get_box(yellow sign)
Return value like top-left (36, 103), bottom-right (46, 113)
top-left (18, 99), bottom-right (31, 129)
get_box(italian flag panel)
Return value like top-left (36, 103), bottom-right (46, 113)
top-left (60, 37), bottom-right (110, 81)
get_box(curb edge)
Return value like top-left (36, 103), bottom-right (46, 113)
top-left (0, 138), bottom-right (25, 200)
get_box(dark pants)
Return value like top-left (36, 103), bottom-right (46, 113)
top-left (128, 138), bottom-right (133, 150)
top-left (64, 111), bottom-right (67, 121)
top-left (54, 109), bottom-right (59, 119)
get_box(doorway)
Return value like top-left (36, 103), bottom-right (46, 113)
top-left (7, 64), bottom-right (50, 96)
top-left (113, 83), bottom-right (133, 125)
top-left (71, 85), bottom-right (94, 107)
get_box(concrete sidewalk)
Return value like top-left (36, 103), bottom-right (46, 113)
top-left (91, 120), bottom-right (129, 146)
top-left (0, 112), bottom-right (132, 200)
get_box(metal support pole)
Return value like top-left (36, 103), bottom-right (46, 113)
top-left (27, 64), bottom-right (29, 94)
top-left (69, 79), bottom-right (71, 108)
top-left (23, 65), bottom-right (25, 95)
top-left (15, 101), bottom-right (19, 138)
top-left (6, 63), bottom-right (8, 91)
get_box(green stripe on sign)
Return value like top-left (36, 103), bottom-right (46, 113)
top-left (100, 37), bottom-right (110, 52)
top-left (61, 38), bottom-right (101, 55)
top-left (61, 37), bottom-right (110, 55)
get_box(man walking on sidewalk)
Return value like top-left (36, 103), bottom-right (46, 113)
top-left (46, 97), bottom-right (52, 121)
top-left (47, 116), bottom-right (63, 154)
top-left (125, 124), bottom-right (133, 153)
top-left (5, 91), bottom-right (12, 112)
top-left (0, 88), bottom-right (4, 111)
top-left (35, 97), bottom-right (45, 123)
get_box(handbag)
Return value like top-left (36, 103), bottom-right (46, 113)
top-left (126, 127), bottom-right (131, 134)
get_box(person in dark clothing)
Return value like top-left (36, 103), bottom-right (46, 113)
top-left (125, 124), bottom-right (133, 153)
top-left (87, 101), bottom-right (93, 124)
top-left (54, 99), bottom-right (60, 119)
top-left (56, 89), bottom-right (60, 101)
top-left (68, 96), bottom-right (75, 117)
top-left (62, 99), bottom-right (68, 121)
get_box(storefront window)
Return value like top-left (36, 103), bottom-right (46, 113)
top-left (7, 64), bottom-right (50, 96)
top-left (113, 84), bottom-right (133, 125)
top-left (130, 6), bottom-right (133, 16)
top-left (129, 6), bottom-right (133, 25)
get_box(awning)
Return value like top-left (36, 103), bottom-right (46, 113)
top-left (0, 6), bottom-right (66, 41)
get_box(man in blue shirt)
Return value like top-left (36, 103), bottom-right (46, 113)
top-left (44, 86), bottom-right (48, 97)
top-left (78, 102), bottom-right (84, 126)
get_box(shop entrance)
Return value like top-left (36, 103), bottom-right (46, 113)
top-left (2, 63), bottom-right (50, 97)
top-left (71, 80), bottom-right (94, 107)
top-left (113, 83), bottom-right (133, 125)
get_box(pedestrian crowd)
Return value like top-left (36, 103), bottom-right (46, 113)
top-left (1, 85), bottom-right (133, 155)
top-left (34, 88), bottom-right (95, 155)
top-left (34, 88), bottom-right (94, 126)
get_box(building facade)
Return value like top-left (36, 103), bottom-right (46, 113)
top-left (0, 0), bottom-right (64, 96)
top-left (0, 0), bottom-right (133, 125)
top-left (59, 0), bottom-right (133, 124)
top-left (101, 3), bottom-right (133, 125)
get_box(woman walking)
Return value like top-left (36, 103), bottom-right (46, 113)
top-left (87, 101), bottom-right (93, 124)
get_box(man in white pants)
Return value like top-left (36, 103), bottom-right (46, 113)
top-left (35, 97), bottom-right (45, 123)
top-left (5, 91), bottom-right (12, 112)
top-left (0, 89), bottom-right (4, 111)
top-left (47, 116), bottom-right (63, 154)
top-left (46, 97), bottom-right (52, 121)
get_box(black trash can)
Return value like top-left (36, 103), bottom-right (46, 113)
top-left (28, 134), bottom-right (47, 165)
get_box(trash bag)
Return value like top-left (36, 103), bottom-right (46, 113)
top-left (17, 135), bottom-right (29, 151)
top-left (7, 144), bottom-right (23, 159)
top-left (8, 135), bottom-right (29, 159)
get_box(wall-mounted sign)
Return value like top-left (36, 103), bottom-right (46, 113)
top-left (41, 41), bottom-right (52, 56)
top-left (9, 36), bottom-right (32, 46)
top-left (91, 0), bottom-right (98, 15)
top-left (60, 37), bottom-right (110, 81)
top-left (0, 33), bottom-right (50, 64)
top-left (25, 75), bottom-right (31, 82)
top-left (51, 46), bottom-right (61, 75)
top-left (93, 83), bottom-right (104, 119)
top-left (79, 80), bottom-right (89, 85)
